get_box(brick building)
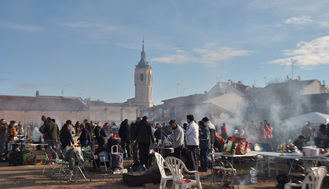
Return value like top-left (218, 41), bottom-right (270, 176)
top-left (0, 94), bottom-right (89, 126)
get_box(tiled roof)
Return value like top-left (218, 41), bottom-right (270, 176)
top-left (265, 79), bottom-right (317, 89)
top-left (0, 95), bottom-right (88, 111)
top-left (207, 81), bottom-right (249, 98)
top-left (162, 94), bottom-right (207, 106)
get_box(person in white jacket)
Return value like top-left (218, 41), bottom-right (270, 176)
top-left (168, 120), bottom-right (184, 159)
top-left (184, 114), bottom-right (199, 171)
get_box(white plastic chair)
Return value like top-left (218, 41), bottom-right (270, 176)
top-left (154, 152), bottom-right (173, 189)
top-left (111, 145), bottom-right (122, 154)
top-left (284, 166), bottom-right (327, 189)
top-left (165, 156), bottom-right (202, 189)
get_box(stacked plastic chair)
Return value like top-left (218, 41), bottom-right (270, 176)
top-left (165, 156), bottom-right (202, 189)
top-left (154, 152), bottom-right (173, 189)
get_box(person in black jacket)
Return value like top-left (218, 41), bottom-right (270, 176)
top-left (119, 119), bottom-right (130, 158)
top-left (199, 121), bottom-right (210, 172)
top-left (94, 123), bottom-right (106, 148)
top-left (78, 123), bottom-right (90, 146)
top-left (130, 117), bottom-right (141, 165)
top-left (74, 121), bottom-right (81, 135)
top-left (202, 117), bottom-right (216, 152)
top-left (84, 119), bottom-right (92, 134)
top-left (154, 123), bottom-right (162, 143)
top-left (60, 120), bottom-right (74, 150)
top-left (136, 116), bottom-right (154, 168)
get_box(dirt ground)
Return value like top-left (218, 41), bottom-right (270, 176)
top-left (0, 161), bottom-right (278, 189)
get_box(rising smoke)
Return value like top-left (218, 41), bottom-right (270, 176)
top-left (189, 80), bottom-right (320, 143)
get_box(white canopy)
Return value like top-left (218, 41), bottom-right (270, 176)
top-left (284, 112), bottom-right (329, 127)
top-left (279, 112), bottom-right (329, 139)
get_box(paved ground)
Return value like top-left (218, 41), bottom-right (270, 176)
top-left (0, 162), bottom-right (278, 189)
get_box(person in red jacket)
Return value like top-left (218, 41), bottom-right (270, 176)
top-left (221, 123), bottom-right (228, 139)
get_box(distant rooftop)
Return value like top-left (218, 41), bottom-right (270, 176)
top-left (207, 80), bottom-right (250, 97)
top-left (0, 95), bottom-right (88, 111)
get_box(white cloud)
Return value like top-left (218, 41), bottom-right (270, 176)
top-left (283, 16), bottom-right (329, 28)
top-left (193, 47), bottom-right (250, 63)
top-left (0, 22), bottom-right (42, 32)
top-left (175, 49), bottom-right (186, 53)
top-left (151, 43), bottom-right (250, 65)
top-left (151, 54), bottom-right (195, 64)
top-left (269, 35), bottom-right (329, 66)
top-left (284, 16), bottom-right (313, 25)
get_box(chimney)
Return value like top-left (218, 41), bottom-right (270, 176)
top-left (36, 90), bottom-right (39, 97)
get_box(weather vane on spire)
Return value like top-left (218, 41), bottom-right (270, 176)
top-left (142, 36), bottom-right (144, 52)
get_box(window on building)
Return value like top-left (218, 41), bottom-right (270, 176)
top-left (140, 74), bottom-right (144, 81)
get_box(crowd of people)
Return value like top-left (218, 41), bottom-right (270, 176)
top-left (3, 113), bottom-right (328, 174)
top-left (293, 121), bottom-right (329, 150)
top-left (0, 114), bottom-right (227, 172)
top-left (128, 115), bottom-right (226, 172)
top-left (0, 119), bottom-right (21, 161)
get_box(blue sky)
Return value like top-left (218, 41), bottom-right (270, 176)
top-left (1, 0), bottom-right (329, 105)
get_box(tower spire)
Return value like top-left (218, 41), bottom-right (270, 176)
top-left (137, 36), bottom-right (149, 68)
top-left (142, 36), bottom-right (144, 52)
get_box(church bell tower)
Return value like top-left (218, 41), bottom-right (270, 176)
top-left (134, 39), bottom-right (153, 108)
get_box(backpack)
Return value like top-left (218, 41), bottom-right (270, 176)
top-left (9, 149), bottom-right (23, 166)
top-left (276, 174), bottom-right (289, 189)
